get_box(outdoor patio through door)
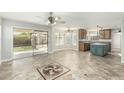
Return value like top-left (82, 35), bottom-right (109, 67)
top-left (13, 28), bottom-right (48, 59)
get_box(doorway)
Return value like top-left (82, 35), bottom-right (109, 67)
top-left (13, 28), bottom-right (48, 59)
top-left (31, 30), bottom-right (48, 55)
top-left (13, 28), bottom-right (33, 59)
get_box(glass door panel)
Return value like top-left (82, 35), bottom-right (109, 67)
top-left (13, 28), bottom-right (33, 59)
top-left (31, 31), bottom-right (48, 55)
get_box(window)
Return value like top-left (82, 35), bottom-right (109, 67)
top-left (54, 31), bottom-right (77, 47)
top-left (65, 32), bottom-right (72, 44)
top-left (72, 32), bottom-right (77, 46)
top-left (89, 31), bottom-right (98, 36)
top-left (87, 31), bottom-right (99, 40)
top-left (55, 32), bottom-right (65, 46)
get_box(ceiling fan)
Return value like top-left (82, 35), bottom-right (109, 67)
top-left (37, 12), bottom-right (66, 25)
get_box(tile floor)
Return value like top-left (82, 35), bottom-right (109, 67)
top-left (0, 50), bottom-right (123, 80)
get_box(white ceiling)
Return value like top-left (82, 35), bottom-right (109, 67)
top-left (0, 12), bottom-right (124, 29)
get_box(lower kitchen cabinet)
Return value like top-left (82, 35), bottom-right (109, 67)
top-left (79, 42), bottom-right (90, 51)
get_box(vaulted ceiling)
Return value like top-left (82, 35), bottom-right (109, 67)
top-left (0, 12), bottom-right (124, 29)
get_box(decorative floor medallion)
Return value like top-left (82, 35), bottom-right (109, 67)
top-left (37, 63), bottom-right (70, 80)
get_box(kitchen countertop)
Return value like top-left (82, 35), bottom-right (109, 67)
top-left (79, 39), bottom-right (112, 43)
top-left (91, 43), bottom-right (108, 45)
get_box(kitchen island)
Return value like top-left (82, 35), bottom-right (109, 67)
top-left (90, 43), bottom-right (109, 56)
top-left (79, 39), bottom-right (111, 52)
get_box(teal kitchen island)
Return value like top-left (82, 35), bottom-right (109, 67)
top-left (90, 43), bottom-right (109, 56)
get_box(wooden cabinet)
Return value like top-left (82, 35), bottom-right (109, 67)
top-left (104, 30), bottom-right (111, 39)
top-left (79, 42), bottom-right (90, 51)
top-left (108, 43), bottom-right (111, 52)
top-left (99, 29), bottom-right (111, 39)
top-left (79, 29), bottom-right (87, 39)
top-left (79, 42), bottom-right (85, 51)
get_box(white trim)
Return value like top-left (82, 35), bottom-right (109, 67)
top-left (11, 26), bottom-right (14, 60)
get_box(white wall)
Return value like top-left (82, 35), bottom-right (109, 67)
top-left (121, 21), bottom-right (124, 63)
top-left (111, 30), bottom-right (121, 52)
top-left (1, 19), bottom-right (50, 61)
top-left (47, 25), bottom-right (54, 53)
top-left (0, 18), bottom-right (2, 63)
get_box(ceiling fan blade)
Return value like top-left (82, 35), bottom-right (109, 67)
top-left (37, 12), bottom-right (65, 25)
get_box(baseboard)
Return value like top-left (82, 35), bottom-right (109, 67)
top-left (53, 48), bottom-right (78, 52)
top-left (1, 58), bottom-right (13, 63)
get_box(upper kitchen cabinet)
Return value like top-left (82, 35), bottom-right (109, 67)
top-left (79, 29), bottom-right (87, 39)
top-left (99, 29), bottom-right (111, 39)
top-left (99, 30), bottom-right (104, 39)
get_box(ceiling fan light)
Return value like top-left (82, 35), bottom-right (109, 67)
top-left (55, 17), bottom-right (58, 21)
top-left (48, 16), bottom-right (55, 24)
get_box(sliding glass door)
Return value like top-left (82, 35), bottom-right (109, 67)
top-left (13, 28), bottom-right (48, 59)
top-left (31, 30), bottom-right (48, 55)
top-left (13, 28), bottom-right (33, 59)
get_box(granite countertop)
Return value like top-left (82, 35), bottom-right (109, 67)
top-left (79, 39), bottom-right (112, 43)
top-left (91, 43), bottom-right (108, 45)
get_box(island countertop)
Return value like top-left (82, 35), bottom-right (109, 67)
top-left (91, 43), bottom-right (108, 45)
top-left (79, 39), bottom-right (112, 43)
